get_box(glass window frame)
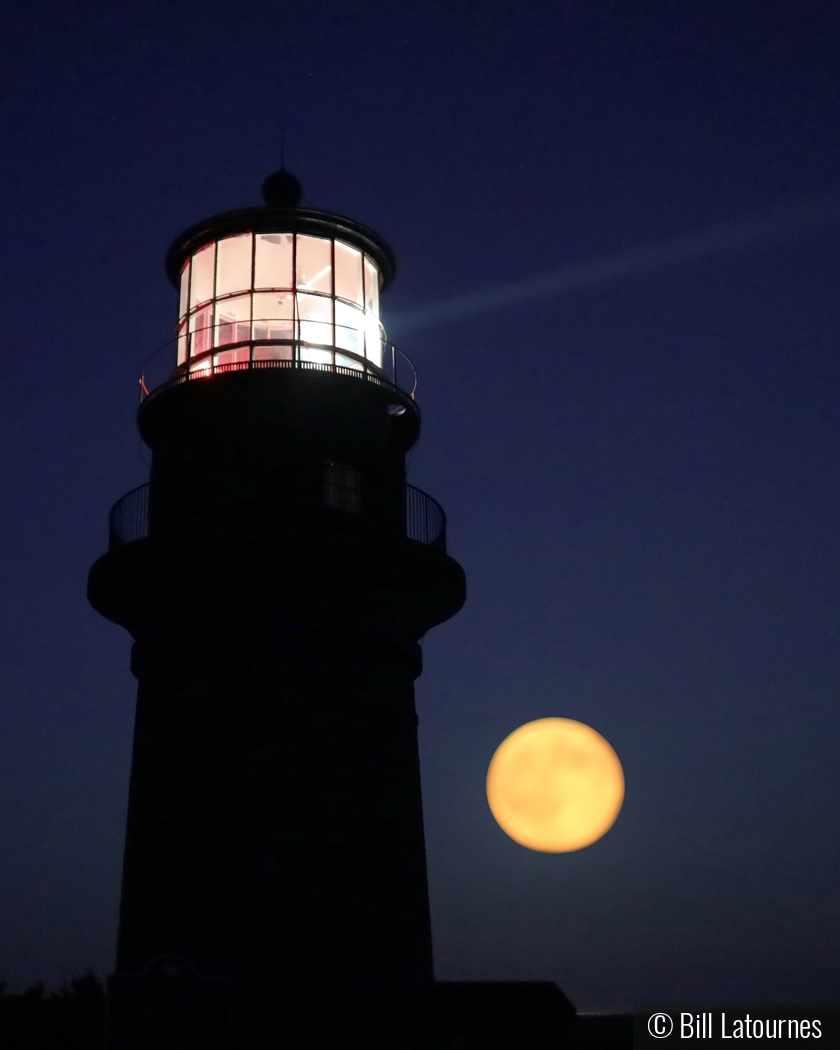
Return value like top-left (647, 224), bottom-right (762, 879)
top-left (323, 460), bottom-right (361, 514)
top-left (179, 234), bottom-right (382, 372)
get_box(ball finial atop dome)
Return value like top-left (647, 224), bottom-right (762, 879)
top-left (261, 169), bottom-right (303, 208)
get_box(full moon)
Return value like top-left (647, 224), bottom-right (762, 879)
top-left (486, 718), bottom-right (624, 853)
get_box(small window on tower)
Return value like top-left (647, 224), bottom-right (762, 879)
top-left (324, 461), bottom-right (361, 514)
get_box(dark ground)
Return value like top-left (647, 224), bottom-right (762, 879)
top-left (0, 976), bottom-right (633, 1048)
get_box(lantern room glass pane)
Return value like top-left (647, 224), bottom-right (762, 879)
top-left (334, 241), bottom-right (363, 306)
top-left (190, 244), bottom-right (216, 308)
top-left (190, 304), bottom-right (213, 358)
top-left (216, 234), bottom-right (253, 297)
top-left (254, 233), bottom-right (293, 289)
top-left (300, 346), bottom-right (333, 366)
top-left (254, 344), bottom-right (293, 362)
top-left (335, 300), bottom-right (364, 358)
top-left (297, 293), bottom-right (333, 346)
top-left (253, 291), bottom-right (294, 321)
top-left (189, 356), bottom-right (213, 377)
top-left (335, 354), bottom-right (361, 372)
top-left (296, 236), bottom-right (332, 294)
top-left (179, 261), bottom-right (190, 320)
top-left (364, 315), bottom-right (383, 368)
top-left (177, 319), bottom-right (188, 365)
top-left (214, 347), bottom-right (251, 368)
top-left (215, 294), bottom-right (251, 347)
top-left (363, 256), bottom-right (380, 316)
top-left (253, 291), bottom-right (294, 342)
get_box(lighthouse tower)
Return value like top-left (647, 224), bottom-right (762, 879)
top-left (88, 170), bottom-right (466, 1046)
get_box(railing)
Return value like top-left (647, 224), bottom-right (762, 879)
top-left (108, 483), bottom-right (149, 549)
top-left (108, 482), bottom-right (446, 552)
top-left (139, 321), bottom-right (417, 406)
top-left (405, 483), bottom-right (446, 550)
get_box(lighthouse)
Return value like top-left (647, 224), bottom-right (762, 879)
top-left (88, 170), bottom-right (467, 1046)
top-left (89, 171), bottom-right (575, 1048)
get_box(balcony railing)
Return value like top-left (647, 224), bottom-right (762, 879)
top-left (139, 321), bottom-right (417, 408)
top-left (108, 482), bottom-right (446, 552)
top-left (405, 483), bottom-right (446, 548)
top-left (108, 483), bottom-right (149, 549)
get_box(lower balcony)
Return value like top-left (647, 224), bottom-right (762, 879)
top-left (107, 482), bottom-right (447, 554)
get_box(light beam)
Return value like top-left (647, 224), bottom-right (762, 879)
top-left (394, 195), bottom-right (840, 334)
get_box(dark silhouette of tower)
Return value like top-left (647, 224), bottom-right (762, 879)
top-left (88, 171), bottom-right (467, 1046)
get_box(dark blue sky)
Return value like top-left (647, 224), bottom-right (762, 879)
top-left (1, 0), bottom-right (839, 1012)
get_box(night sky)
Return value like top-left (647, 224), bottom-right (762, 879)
top-left (1, 0), bottom-right (839, 1014)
